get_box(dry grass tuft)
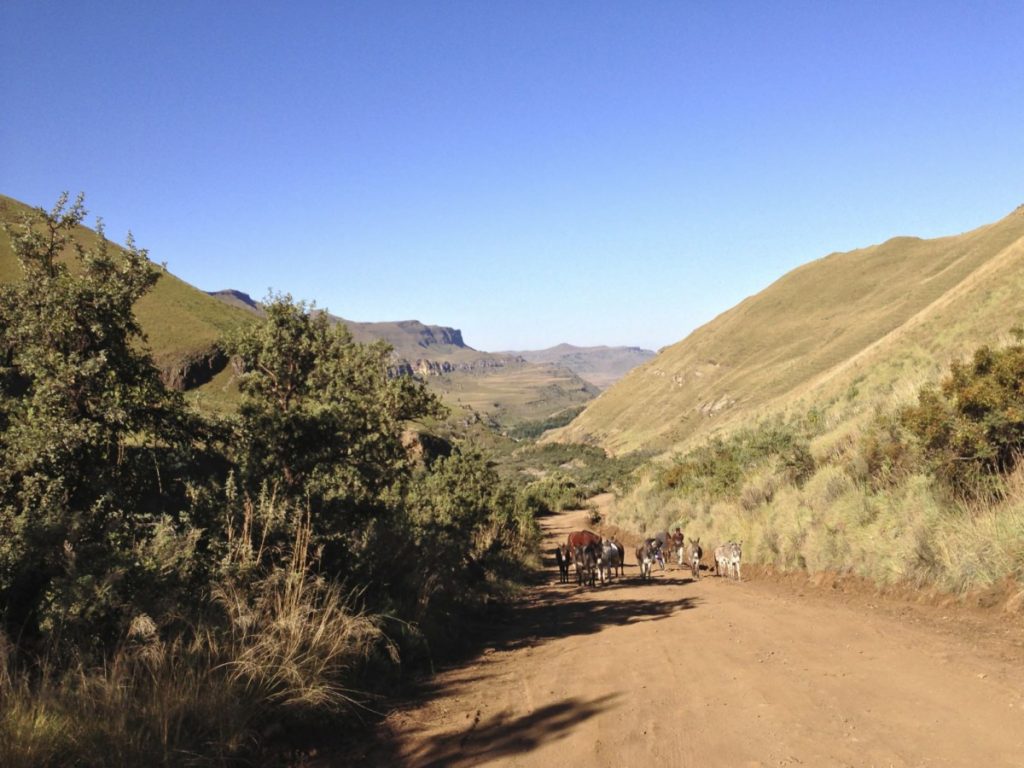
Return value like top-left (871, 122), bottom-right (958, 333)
top-left (0, 505), bottom-right (392, 767)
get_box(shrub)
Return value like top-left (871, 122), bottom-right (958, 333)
top-left (849, 410), bottom-right (918, 490)
top-left (658, 417), bottom-right (816, 499)
top-left (901, 336), bottom-right (1024, 499)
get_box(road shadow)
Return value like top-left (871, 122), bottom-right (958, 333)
top-left (327, 548), bottom-right (698, 765)
top-left (352, 692), bottom-right (621, 767)
top-left (489, 588), bottom-right (698, 653)
top-left (377, 588), bottom-right (697, 710)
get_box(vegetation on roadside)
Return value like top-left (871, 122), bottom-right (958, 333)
top-left (493, 441), bottom-right (650, 520)
top-left (0, 196), bottom-right (542, 766)
top-left (505, 405), bottom-right (586, 440)
top-left (616, 330), bottom-right (1024, 601)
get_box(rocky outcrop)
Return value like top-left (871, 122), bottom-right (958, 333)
top-left (160, 345), bottom-right (229, 391)
top-left (388, 355), bottom-right (526, 378)
top-left (394, 321), bottom-right (465, 349)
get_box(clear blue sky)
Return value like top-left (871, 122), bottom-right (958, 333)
top-left (4, 1), bottom-right (1023, 351)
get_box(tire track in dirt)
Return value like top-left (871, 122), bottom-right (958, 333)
top-left (364, 504), bottom-right (1024, 767)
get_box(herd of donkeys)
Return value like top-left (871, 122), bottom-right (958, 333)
top-left (555, 528), bottom-right (743, 588)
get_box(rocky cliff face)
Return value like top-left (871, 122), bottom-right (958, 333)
top-left (388, 355), bottom-right (525, 377)
top-left (392, 320), bottom-right (465, 349)
top-left (160, 345), bottom-right (229, 391)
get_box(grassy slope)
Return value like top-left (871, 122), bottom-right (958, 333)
top-left (551, 206), bottom-right (1024, 455)
top-left (561, 205), bottom-right (1024, 601)
top-left (431, 362), bottom-right (599, 429)
top-left (0, 194), bottom-right (256, 376)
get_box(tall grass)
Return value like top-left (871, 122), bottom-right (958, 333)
top-left (0, 502), bottom-right (391, 767)
top-left (617, 438), bottom-right (1024, 605)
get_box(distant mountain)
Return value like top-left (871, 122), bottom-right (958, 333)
top-left (548, 204), bottom-right (1024, 455)
top-left (206, 292), bottom-right (516, 368)
top-left (333, 317), bottom-right (489, 366)
top-left (207, 289), bottom-right (264, 316)
top-left (0, 192), bottom-right (599, 429)
top-left (503, 343), bottom-right (655, 389)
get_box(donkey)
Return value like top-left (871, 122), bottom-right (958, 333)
top-left (635, 539), bottom-right (657, 582)
top-left (714, 541), bottom-right (742, 580)
top-left (554, 544), bottom-right (571, 583)
top-left (671, 528), bottom-right (686, 566)
top-left (611, 538), bottom-right (626, 577)
top-left (574, 543), bottom-right (598, 588)
top-left (597, 538), bottom-right (624, 584)
top-left (689, 537), bottom-right (703, 581)
top-left (653, 531), bottom-right (670, 570)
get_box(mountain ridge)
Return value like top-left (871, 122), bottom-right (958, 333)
top-left (207, 291), bottom-right (653, 389)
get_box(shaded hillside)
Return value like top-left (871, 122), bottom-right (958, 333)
top-left (503, 343), bottom-right (655, 389)
top-left (1, 194), bottom-right (256, 390)
top-left (550, 205), bottom-right (1024, 455)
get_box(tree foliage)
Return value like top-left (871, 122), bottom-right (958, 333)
top-left (226, 296), bottom-right (447, 566)
top-left (0, 194), bottom-right (192, 651)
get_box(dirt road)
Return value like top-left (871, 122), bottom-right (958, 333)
top-left (363, 506), bottom-right (1024, 767)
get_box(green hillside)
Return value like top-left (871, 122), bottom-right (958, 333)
top-left (551, 205), bottom-right (1024, 455)
top-left (1, 194), bottom-right (256, 389)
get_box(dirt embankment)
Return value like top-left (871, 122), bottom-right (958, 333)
top-left (353, 503), bottom-right (1024, 767)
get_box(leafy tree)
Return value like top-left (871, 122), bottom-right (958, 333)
top-left (0, 194), bottom-right (191, 652)
top-left (226, 295), bottom-right (446, 566)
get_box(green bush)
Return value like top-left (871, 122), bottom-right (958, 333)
top-left (848, 410), bottom-right (918, 491)
top-left (658, 418), bottom-right (816, 499)
top-left (506, 405), bottom-right (585, 440)
top-left (901, 335), bottom-right (1024, 499)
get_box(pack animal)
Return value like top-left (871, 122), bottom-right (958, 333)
top-left (671, 528), bottom-right (685, 566)
top-left (635, 539), bottom-right (657, 582)
top-left (566, 530), bottom-right (602, 552)
top-left (574, 543), bottom-right (598, 587)
top-left (689, 537), bottom-right (703, 580)
top-left (554, 544), bottom-right (571, 584)
top-left (653, 531), bottom-right (670, 570)
top-left (714, 541), bottom-right (742, 580)
top-left (610, 538), bottom-right (626, 577)
top-left (597, 538), bottom-right (623, 584)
